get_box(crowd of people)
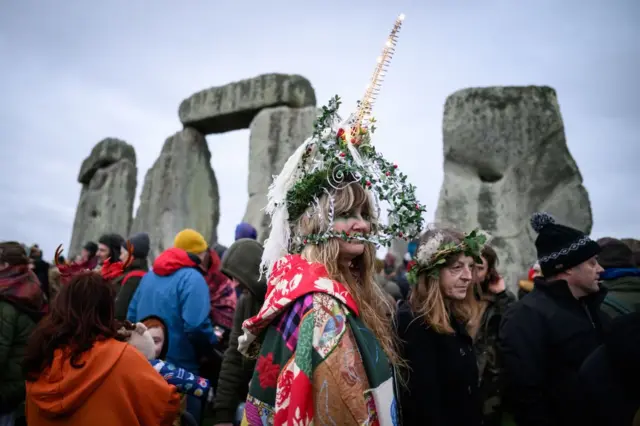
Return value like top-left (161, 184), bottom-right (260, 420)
top-left (1, 95), bottom-right (639, 426)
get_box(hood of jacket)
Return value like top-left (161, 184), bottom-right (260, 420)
top-left (152, 248), bottom-right (201, 277)
top-left (601, 268), bottom-right (640, 291)
top-left (26, 339), bottom-right (127, 417)
top-left (237, 254), bottom-right (359, 356)
top-left (221, 239), bottom-right (267, 300)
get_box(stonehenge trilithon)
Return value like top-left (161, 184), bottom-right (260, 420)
top-left (130, 128), bottom-right (219, 261)
top-left (244, 106), bottom-right (317, 242)
top-left (125, 73), bottom-right (317, 260)
top-left (69, 138), bottom-right (137, 257)
top-left (435, 86), bottom-right (593, 292)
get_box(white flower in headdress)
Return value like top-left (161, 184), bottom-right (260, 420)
top-left (416, 232), bottom-right (444, 266)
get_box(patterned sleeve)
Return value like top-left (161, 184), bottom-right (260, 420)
top-left (244, 293), bottom-right (372, 426)
top-left (150, 359), bottom-right (211, 400)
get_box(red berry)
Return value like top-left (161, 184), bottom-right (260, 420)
top-left (340, 152), bottom-right (346, 157)
top-left (385, 171), bottom-right (390, 176)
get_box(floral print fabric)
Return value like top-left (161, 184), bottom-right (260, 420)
top-left (239, 255), bottom-right (398, 426)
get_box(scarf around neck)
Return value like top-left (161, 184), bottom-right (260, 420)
top-left (0, 264), bottom-right (46, 315)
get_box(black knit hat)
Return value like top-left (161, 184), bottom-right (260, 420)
top-left (530, 212), bottom-right (601, 277)
top-left (98, 233), bottom-right (125, 261)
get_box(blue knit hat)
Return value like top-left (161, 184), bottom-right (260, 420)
top-left (235, 222), bottom-right (257, 241)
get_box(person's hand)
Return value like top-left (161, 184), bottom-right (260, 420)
top-left (488, 276), bottom-right (506, 294)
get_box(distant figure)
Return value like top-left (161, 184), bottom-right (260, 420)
top-left (234, 222), bottom-right (257, 241)
top-left (114, 232), bottom-right (150, 320)
top-left (597, 237), bottom-right (640, 317)
top-left (80, 241), bottom-right (99, 270)
top-left (97, 234), bottom-right (125, 266)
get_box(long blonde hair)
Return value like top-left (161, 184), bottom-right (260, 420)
top-left (294, 183), bottom-right (402, 365)
top-left (409, 228), bottom-right (480, 335)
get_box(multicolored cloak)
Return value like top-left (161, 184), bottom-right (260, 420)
top-left (238, 254), bottom-right (398, 426)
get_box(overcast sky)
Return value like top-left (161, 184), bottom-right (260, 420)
top-left (1, 0), bottom-right (638, 260)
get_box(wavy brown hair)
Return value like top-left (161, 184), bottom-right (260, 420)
top-left (409, 227), bottom-right (480, 335)
top-left (294, 183), bottom-right (402, 365)
top-left (23, 271), bottom-right (121, 380)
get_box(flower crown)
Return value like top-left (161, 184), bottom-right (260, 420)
top-left (260, 14), bottom-right (426, 276)
top-left (407, 229), bottom-right (489, 285)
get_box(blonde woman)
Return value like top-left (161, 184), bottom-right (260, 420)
top-left (237, 94), bottom-right (424, 424)
top-left (397, 227), bottom-right (487, 426)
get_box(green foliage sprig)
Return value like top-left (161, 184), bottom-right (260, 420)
top-left (285, 95), bottom-right (426, 250)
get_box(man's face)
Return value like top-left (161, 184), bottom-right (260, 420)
top-left (97, 243), bottom-right (110, 264)
top-left (569, 256), bottom-right (604, 294)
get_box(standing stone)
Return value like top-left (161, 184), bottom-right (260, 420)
top-left (69, 138), bottom-right (137, 257)
top-left (435, 86), bottom-right (593, 292)
top-left (178, 74), bottom-right (316, 135)
top-left (244, 106), bottom-right (317, 242)
top-left (131, 128), bottom-right (219, 262)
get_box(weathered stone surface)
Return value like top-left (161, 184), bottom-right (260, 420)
top-left (243, 106), bottom-right (316, 242)
top-left (435, 86), bottom-right (593, 292)
top-left (178, 74), bottom-right (316, 135)
top-left (69, 139), bottom-right (137, 257)
top-left (130, 128), bottom-right (219, 262)
top-left (78, 138), bottom-right (136, 184)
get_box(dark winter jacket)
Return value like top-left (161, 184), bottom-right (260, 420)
top-left (212, 239), bottom-right (266, 425)
top-left (114, 258), bottom-right (149, 321)
top-left (473, 290), bottom-right (515, 426)
top-left (499, 277), bottom-right (609, 426)
top-left (600, 268), bottom-right (640, 318)
top-left (579, 312), bottom-right (640, 426)
top-left (396, 301), bottom-right (482, 426)
top-left (0, 299), bottom-right (37, 414)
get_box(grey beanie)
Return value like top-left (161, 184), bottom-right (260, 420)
top-left (124, 232), bottom-right (150, 259)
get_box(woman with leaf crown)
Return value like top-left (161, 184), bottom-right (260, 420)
top-left (238, 17), bottom-right (427, 419)
top-left (397, 226), bottom-right (488, 426)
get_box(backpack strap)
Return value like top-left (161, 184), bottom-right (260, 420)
top-left (602, 294), bottom-right (632, 316)
top-left (121, 270), bottom-right (146, 286)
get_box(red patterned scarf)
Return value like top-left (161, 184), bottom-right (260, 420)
top-left (0, 264), bottom-right (46, 314)
top-left (204, 249), bottom-right (237, 329)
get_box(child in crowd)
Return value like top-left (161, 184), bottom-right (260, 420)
top-left (119, 320), bottom-right (213, 402)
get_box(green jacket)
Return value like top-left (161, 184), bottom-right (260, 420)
top-left (0, 300), bottom-right (37, 414)
top-left (601, 271), bottom-right (640, 318)
top-left (474, 290), bottom-right (515, 426)
top-left (212, 238), bottom-right (266, 424)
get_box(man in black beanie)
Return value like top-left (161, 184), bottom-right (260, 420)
top-left (499, 212), bottom-right (608, 426)
top-left (97, 233), bottom-right (125, 266)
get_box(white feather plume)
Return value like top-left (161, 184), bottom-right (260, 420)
top-left (260, 135), bottom-right (315, 277)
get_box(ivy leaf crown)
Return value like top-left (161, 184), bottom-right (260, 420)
top-left (286, 95), bottom-right (427, 252)
top-left (406, 229), bottom-right (489, 285)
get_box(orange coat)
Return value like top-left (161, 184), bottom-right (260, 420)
top-left (26, 338), bottom-right (180, 426)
